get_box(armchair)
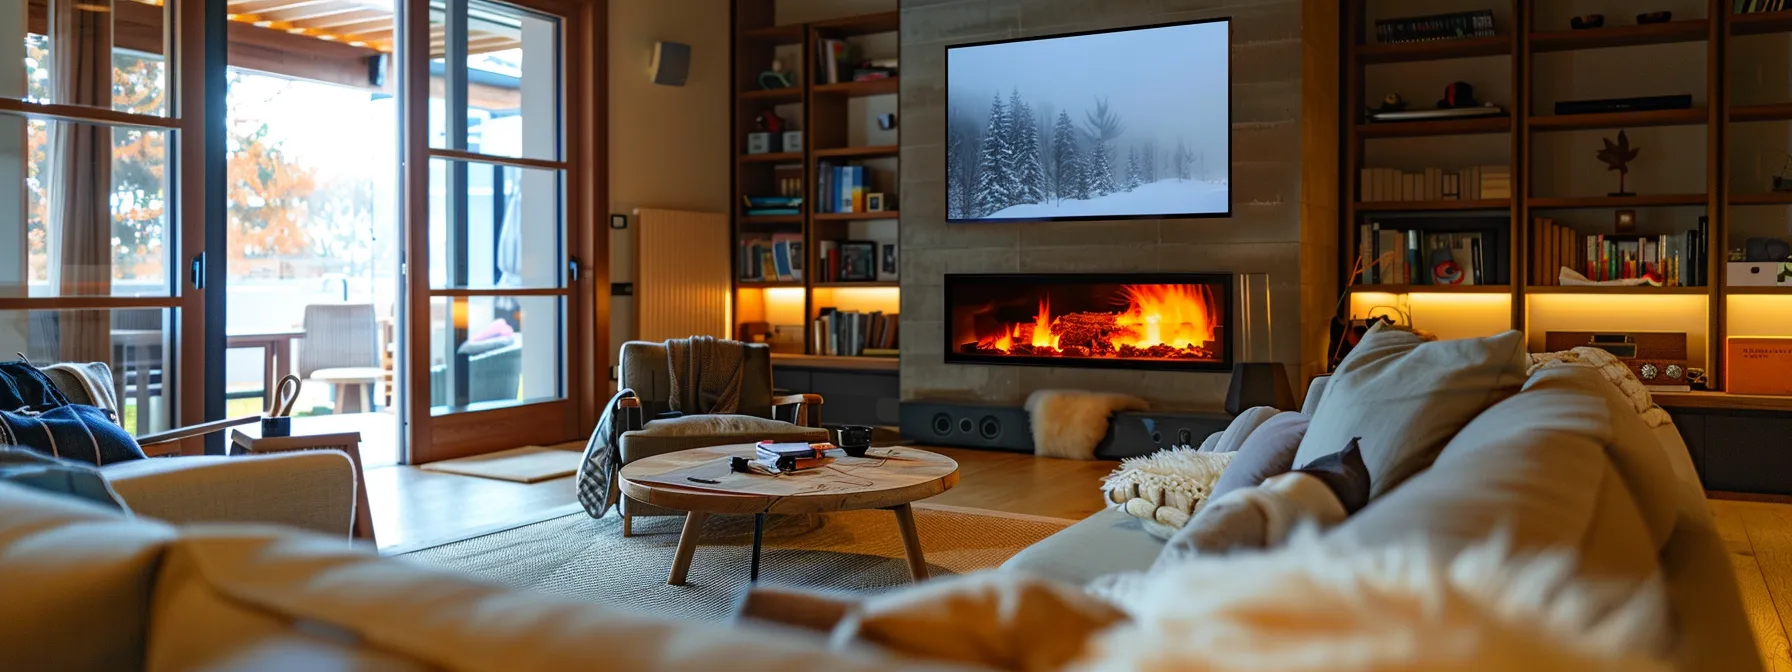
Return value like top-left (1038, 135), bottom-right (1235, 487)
top-left (40, 363), bottom-right (357, 537)
top-left (612, 340), bottom-right (830, 533)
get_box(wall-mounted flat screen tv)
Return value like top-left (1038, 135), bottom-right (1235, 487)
top-left (945, 19), bottom-right (1231, 222)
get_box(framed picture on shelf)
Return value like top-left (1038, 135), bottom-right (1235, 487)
top-left (879, 243), bottom-right (899, 282)
top-left (841, 241), bottom-right (878, 281)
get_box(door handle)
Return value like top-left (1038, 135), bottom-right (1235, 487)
top-left (190, 253), bottom-right (206, 289)
top-left (568, 257), bottom-right (582, 283)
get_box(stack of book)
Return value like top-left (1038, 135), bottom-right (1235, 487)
top-left (738, 234), bottom-right (805, 282)
top-left (742, 195), bottom-right (802, 217)
top-left (1356, 224), bottom-right (1491, 286)
top-left (814, 308), bottom-right (898, 357)
top-left (1736, 0), bottom-right (1788, 13)
top-left (752, 441), bottom-right (829, 473)
top-left (816, 162), bottom-right (870, 213)
top-left (1374, 10), bottom-right (1496, 44)
top-left (1360, 166), bottom-right (1510, 202)
top-left (853, 58), bottom-right (898, 81)
top-left (1539, 217), bottom-right (1708, 286)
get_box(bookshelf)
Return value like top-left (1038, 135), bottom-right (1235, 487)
top-left (1341, 0), bottom-right (1792, 406)
top-left (732, 1), bottom-right (901, 363)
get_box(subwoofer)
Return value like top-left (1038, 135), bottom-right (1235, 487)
top-left (898, 400), bottom-right (1034, 452)
top-left (1097, 410), bottom-right (1233, 460)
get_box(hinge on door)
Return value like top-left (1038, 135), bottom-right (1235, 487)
top-left (190, 253), bottom-right (206, 289)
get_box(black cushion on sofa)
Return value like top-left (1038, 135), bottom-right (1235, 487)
top-left (1294, 437), bottom-right (1371, 514)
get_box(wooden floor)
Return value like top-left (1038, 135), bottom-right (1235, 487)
top-left (367, 445), bottom-right (1116, 552)
top-left (1711, 498), bottom-right (1792, 671)
top-left (363, 445), bottom-right (1792, 671)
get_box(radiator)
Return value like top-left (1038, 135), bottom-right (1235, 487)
top-left (634, 208), bottom-right (730, 342)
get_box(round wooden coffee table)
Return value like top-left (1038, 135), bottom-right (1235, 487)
top-left (618, 444), bottom-right (959, 586)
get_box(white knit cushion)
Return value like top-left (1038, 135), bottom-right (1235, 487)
top-left (1102, 448), bottom-right (1234, 539)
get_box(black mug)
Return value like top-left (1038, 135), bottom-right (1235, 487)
top-left (835, 425), bottom-right (873, 457)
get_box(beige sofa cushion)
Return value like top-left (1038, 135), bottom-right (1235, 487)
top-left (146, 528), bottom-right (920, 672)
top-left (833, 572), bottom-right (1128, 671)
top-left (1295, 323), bottom-right (1529, 498)
top-left (0, 483), bottom-right (175, 672)
top-left (1329, 366), bottom-right (1677, 587)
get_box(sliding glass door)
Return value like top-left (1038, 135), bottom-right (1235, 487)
top-left (400, 0), bottom-right (593, 463)
top-left (0, 0), bottom-right (212, 451)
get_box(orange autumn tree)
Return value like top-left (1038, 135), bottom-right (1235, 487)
top-left (23, 44), bottom-right (320, 282)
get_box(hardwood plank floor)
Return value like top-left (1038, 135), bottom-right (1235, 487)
top-left (1714, 499), bottom-right (1792, 672)
top-left (368, 444), bottom-right (1115, 552)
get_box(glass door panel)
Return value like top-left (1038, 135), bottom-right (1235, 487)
top-left (3, 0), bottom-right (209, 452)
top-left (403, 0), bottom-right (581, 463)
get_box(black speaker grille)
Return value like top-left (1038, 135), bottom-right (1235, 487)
top-left (931, 413), bottom-right (952, 436)
top-left (978, 416), bottom-right (1001, 440)
top-left (958, 417), bottom-right (974, 434)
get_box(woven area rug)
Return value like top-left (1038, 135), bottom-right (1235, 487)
top-left (398, 504), bottom-right (1073, 621)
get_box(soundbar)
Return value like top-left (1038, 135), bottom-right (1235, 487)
top-left (1553, 94), bottom-right (1692, 116)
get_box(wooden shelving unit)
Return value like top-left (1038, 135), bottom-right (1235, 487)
top-left (1528, 19), bottom-right (1709, 52)
top-left (1340, 0), bottom-right (1792, 407)
top-left (732, 1), bottom-right (901, 364)
top-left (1356, 198), bottom-right (1510, 212)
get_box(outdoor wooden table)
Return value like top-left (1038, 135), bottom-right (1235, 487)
top-left (228, 329), bottom-right (306, 409)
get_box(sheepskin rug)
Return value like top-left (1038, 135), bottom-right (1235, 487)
top-left (1026, 389), bottom-right (1149, 460)
top-left (1082, 532), bottom-right (1669, 672)
top-left (1102, 447), bottom-right (1234, 538)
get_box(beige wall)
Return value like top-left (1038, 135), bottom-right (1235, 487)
top-left (608, 0), bottom-right (732, 348)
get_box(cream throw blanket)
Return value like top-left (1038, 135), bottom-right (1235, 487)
top-left (666, 336), bottom-right (746, 415)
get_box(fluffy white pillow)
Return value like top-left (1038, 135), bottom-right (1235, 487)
top-left (1295, 322), bottom-right (1529, 498)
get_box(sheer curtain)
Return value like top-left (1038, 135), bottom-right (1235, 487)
top-left (48, 0), bottom-right (114, 362)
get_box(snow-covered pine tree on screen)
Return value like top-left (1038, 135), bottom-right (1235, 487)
top-left (944, 18), bottom-right (1230, 222)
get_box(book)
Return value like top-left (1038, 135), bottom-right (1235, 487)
top-left (771, 237), bottom-right (795, 281)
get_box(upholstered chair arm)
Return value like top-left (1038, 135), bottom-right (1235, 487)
top-left (771, 394), bottom-right (824, 427)
top-left (100, 452), bottom-right (357, 537)
top-left (614, 389), bottom-right (644, 432)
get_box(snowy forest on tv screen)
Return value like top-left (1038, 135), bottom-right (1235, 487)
top-left (945, 21), bottom-right (1230, 221)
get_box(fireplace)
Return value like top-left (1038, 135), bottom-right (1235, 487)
top-left (944, 273), bottom-right (1234, 371)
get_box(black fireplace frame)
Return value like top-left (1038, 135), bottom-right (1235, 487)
top-left (942, 273), bottom-right (1236, 372)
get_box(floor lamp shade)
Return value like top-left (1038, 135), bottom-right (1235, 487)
top-left (1226, 362), bottom-right (1294, 416)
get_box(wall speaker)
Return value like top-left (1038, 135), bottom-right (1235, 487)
top-left (898, 400), bottom-right (1033, 452)
top-left (365, 54), bottom-right (389, 88)
top-left (649, 41), bottom-right (691, 86)
top-left (1226, 362), bottom-right (1295, 415)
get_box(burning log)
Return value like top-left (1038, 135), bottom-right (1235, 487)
top-left (1052, 312), bottom-right (1119, 349)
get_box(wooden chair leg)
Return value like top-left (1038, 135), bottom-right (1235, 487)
top-left (332, 383), bottom-right (349, 414)
top-left (621, 514), bottom-right (633, 537)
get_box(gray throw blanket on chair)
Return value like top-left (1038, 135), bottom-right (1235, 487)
top-left (666, 336), bottom-right (745, 415)
top-left (576, 387), bottom-right (634, 519)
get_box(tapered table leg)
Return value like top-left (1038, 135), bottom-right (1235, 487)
top-left (889, 503), bottom-right (929, 581)
top-left (667, 511), bottom-right (710, 585)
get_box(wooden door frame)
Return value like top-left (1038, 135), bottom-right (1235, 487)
top-left (400, 0), bottom-right (605, 464)
top-left (0, 0), bottom-right (217, 455)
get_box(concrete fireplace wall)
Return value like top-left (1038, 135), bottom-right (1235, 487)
top-left (899, 0), bottom-right (1336, 409)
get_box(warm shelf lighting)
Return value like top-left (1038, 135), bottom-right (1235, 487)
top-left (1728, 295), bottom-right (1792, 338)
top-left (1349, 292), bottom-right (1513, 341)
top-left (1526, 294), bottom-right (1709, 365)
top-left (812, 286), bottom-right (901, 315)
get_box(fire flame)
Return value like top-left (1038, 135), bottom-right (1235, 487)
top-left (969, 284), bottom-right (1218, 359)
top-left (1114, 284), bottom-right (1217, 349)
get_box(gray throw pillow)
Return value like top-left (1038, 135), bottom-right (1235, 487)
top-left (1294, 322), bottom-right (1529, 499)
top-left (0, 447), bottom-right (130, 512)
top-left (1208, 411), bottom-right (1307, 503)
